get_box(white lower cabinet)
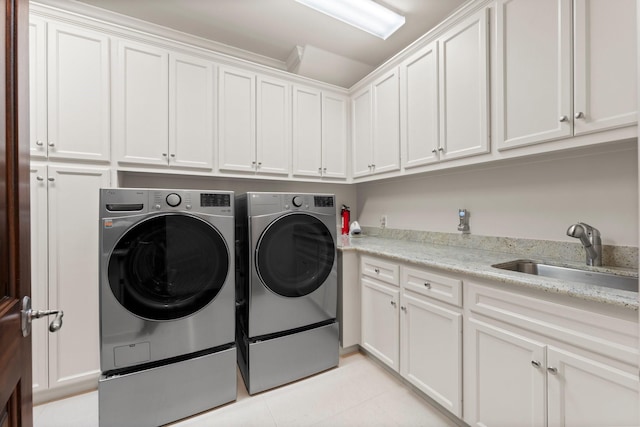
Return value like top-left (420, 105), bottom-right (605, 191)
top-left (360, 256), bottom-right (463, 417)
top-left (361, 275), bottom-right (400, 370)
top-left (30, 163), bottom-right (110, 402)
top-left (546, 346), bottom-right (639, 427)
top-left (465, 318), bottom-right (546, 427)
top-left (464, 281), bottom-right (639, 427)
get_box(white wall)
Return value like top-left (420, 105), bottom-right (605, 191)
top-left (118, 173), bottom-right (357, 233)
top-left (356, 143), bottom-right (639, 247)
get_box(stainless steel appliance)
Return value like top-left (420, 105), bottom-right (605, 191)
top-left (236, 192), bottom-right (339, 394)
top-left (98, 188), bottom-right (236, 427)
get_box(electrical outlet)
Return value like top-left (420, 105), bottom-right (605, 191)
top-left (380, 215), bottom-right (387, 229)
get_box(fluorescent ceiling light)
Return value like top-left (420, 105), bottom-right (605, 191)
top-left (295, 0), bottom-right (405, 40)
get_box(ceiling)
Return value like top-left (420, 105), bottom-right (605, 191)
top-left (51, 0), bottom-right (468, 88)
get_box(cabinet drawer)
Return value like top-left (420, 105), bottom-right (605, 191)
top-left (402, 266), bottom-right (462, 307)
top-left (467, 282), bottom-right (638, 366)
top-left (361, 256), bottom-right (399, 286)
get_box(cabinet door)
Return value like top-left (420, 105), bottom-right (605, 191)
top-left (547, 346), bottom-right (639, 427)
top-left (169, 53), bottom-right (214, 170)
top-left (47, 165), bottom-right (110, 389)
top-left (361, 277), bottom-right (400, 372)
top-left (372, 69), bottom-right (400, 175)
top-left (115, 40), bottom-right (169, 165)
top-left (401, 42), bottom-right (439, 169)
top-left (465, 318), bottom-right (546, 427)
top-left (321, 92), bottom-right (348, 179)
top-left (218, 66), bottom-right (256, 173)
top-left (439, 8), bottom-right (490, 160)
top-left (292, 85), bottom-right (322, 177)
top-left (30, 164), bottom-right (48, 393)
top-left (256, 76), bottom-right (290, 176)
top-left (573, 0), bottom-right (637, 135)
top-left (47, 21), bottom-right (111, 162)
top-left (496, 0), bottom-right (572, 149)
top-left (401, 292), bottom-right (462, 417)
top-left (351, 86), bottom-right (373, 178)
top-left (29, 17), bottom-right (47, 159)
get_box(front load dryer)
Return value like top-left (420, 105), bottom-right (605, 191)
top-left (98, 188), bottom-right (236, 427)
top-left (236, 192), bottom-right (339, 394)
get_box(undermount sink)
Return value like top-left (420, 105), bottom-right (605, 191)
top-left (492, 259), bottom-right (638, 292)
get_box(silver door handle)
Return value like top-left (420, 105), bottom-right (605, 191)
top-left (575, 111), bottom-right (584, 119)
top-left (390, 301), bottom-right (397, 307)
top-left (424, 282), bottom-right (431, 289)
top-left (21, 296), bottom-right (64, 337)
top-left (531, 360), bottom-right (541, 368)
top-left (547, 366), bottom-right (558, 375)
top-left (36, 176), bottom-right (44, 181)
top-left (48, 141), bottom-right (55, 147)
top-left (35, 140), bottom-right (44, 146)
top-left (559, 115), bottom-right (569, 122)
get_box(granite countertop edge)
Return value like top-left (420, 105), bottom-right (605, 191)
top-left (338, 236), bottom-right (639, 311)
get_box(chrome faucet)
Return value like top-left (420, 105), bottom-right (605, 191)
top-left (566, 222), bottom-right (602, 266)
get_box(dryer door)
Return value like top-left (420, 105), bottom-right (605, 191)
top-left (255, 213), bottom-right (335, 297)
top-left (107, 214), bottom-right (229, 320)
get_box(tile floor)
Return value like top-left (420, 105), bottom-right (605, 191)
top-left (34, 352), bottom-right (460, 427)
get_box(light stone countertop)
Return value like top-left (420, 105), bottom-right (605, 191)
top-left (338, 235), bottom-right (639, 311)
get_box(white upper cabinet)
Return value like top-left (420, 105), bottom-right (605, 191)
top-left (218, 65), bottom-right (290, 176)
top-left (292, 86), bottom-right (322, 177)
top-left (115, 40), bottom-right (214, 169)
top-left (372, 69), bottom-right (401, 174)
top-left (496, 0), bottom-right (636, 150)
top-left (218, 66), bottom-right (255, 173)
top-left (169, 53), bottom-right (215, 170)
top-left (352, 68), bottom-right (401, 179)
top-left (400, 41), bottom-right (439, 170)
top-left (438, 8), bottom-right (490, 161)
top-left (257, 76), bottom-right (290, 176)
top-left (321, 92), bottom-right (348, 179)
top-left (399, 8), bottom-right (489, 173)
top-left (29, 17), bottom-right (111, 162)
top-left (292, 86), bottom-right (348, 179)
top-left (351, 86), bottom-right (373, 178)
top-left (115, 40), bottom-right (170, 166)
top-left (573, 0), bottom-right (637, 135)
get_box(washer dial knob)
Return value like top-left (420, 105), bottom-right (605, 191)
top-left (292, 196), bottom-right (303, 207)
top-left (166, 193), bottom-right (181, 207)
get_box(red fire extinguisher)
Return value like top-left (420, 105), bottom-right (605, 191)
top-left (341, 205), bottom-right (350, 235)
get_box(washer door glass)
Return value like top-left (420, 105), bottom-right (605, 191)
top-left (256, 213), bottom-right (335, 297)
top-left (107, 214), bottom-right (229, 320)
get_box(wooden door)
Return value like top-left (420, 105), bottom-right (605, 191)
top-left (0, 0), bottom-right (33, 426)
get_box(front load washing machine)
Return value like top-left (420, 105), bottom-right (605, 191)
top-left (98, 188), bottom-right (236, 427)
top-left (235, 192), bottom-right (339, 394)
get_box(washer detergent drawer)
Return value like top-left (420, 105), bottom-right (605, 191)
top-left (98, 347), bottom-right (236, 427)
